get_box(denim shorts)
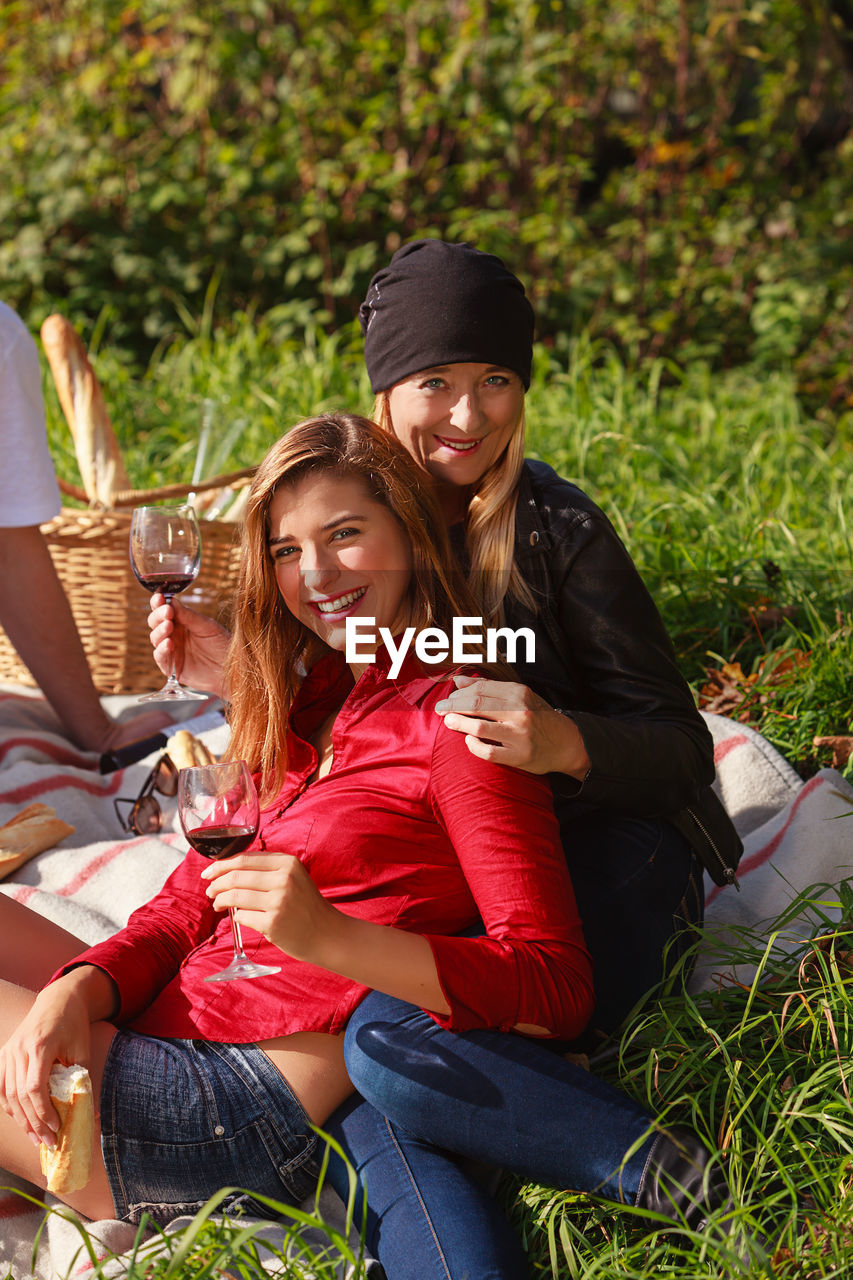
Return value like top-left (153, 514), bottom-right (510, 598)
top-left (100, 1031), bottom-right (321, 1225)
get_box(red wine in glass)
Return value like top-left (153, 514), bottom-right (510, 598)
top-left (129, 503), bottom-right (205, 703)
top-left (178, 761), bottom-right (280, 983)
top-left (132, 570), bottom-right (199, 596)
top-left (185, 824), bottom-right (256, 860)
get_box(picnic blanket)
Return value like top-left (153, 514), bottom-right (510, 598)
top-left (690, 713), bottom-right (853, 989)
top-left (1, 685), bottom-right (852, 1278)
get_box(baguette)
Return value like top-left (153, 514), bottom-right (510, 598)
top-left (0, 803), bottom-right (75, 879)
top-left (167, 728), bottom-right (217, 771)
top-left (1, 801), bottom-right (54, 829)
top-left (221, 484), bottom-right (250, 523)
top-left (40, 314), bottom-right (130, 507)
top-left (39, 1063), bottom-right (94, 1195)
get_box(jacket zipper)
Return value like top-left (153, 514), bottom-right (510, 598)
top-left (686, 805), bottom-right (741, 890)
top-left (517, 485), bottom-right (565, 653)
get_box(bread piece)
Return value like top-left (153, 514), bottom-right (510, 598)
top-left (0, 804), bottom-right (75, 879)
top-left (40, 1063), bottom-right (94, 1195)
top-left (1, 802), bottom-right (55, 829)
top-left (40, 314), bottom-right (130, 506)
top-left (221, 485), bottom-right (250, 523)
top-left (167, 728), bottom-right (217, 771)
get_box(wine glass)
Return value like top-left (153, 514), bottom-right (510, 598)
top-left (178, 760), bottom-right (281, 983)
top-left (130, 502), bottom-right (205, 702)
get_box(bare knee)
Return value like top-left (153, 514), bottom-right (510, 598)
top-left (0, 897), bottom-right (84, 989)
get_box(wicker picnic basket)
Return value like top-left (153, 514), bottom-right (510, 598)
top-left (0, 314), bottom-right (254, 695)
top-left (0, 474), bottom-right (252, 696)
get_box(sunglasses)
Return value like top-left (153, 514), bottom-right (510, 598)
top-left (114, 754), bottom-right (179, 836)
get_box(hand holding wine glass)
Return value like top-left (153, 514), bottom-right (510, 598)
top-left (130, 503), bottom-right (205, 702)
top-left (178, 760), bottom-right (281, 983)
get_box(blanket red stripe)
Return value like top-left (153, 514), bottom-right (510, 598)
top-left (0, 771), bottom-right (123, 806)
top-left (706, 774), bottom-right (825, 906)
top-left (0, 735), bottom-right (92, 767)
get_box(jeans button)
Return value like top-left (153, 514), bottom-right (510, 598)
top-left (214, 1124), bottom-right (225, 1137)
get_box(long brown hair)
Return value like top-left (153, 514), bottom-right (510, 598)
top-left (372, 393), bottom-right (536, 625)
top-left (226, 412), bottom-right (491, 802)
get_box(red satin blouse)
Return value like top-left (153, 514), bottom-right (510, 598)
top-left (58, 651), bottom-right (594, 1042)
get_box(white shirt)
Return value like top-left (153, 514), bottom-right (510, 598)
top-left (0, 301), bottom-right (62, 527)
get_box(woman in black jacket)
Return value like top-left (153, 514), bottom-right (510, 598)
top-left (361, 241), bottom-right (738, 1030)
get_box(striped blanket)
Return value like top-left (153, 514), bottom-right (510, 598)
top-left (692, 712), bottom-right (853, 990)
top-left (1, 686), bottom-right (851, 1278)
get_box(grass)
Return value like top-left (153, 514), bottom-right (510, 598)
top-left (14, 1192), bottom-right (372, 1279)
top-left (42, 312), bottom-right (370, 500)
top-left (10, 1137), bottom-right (372, 1278)
top-left (504, 883), bottom-right (853, 1279)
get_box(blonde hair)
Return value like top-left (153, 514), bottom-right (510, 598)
top-left (373, 393), bottom-right (536, 625)
top-left (226, 413), bottom-right (491, 802)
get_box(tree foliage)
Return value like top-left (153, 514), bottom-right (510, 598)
top-left (1, 0), bottom-right (851, 404)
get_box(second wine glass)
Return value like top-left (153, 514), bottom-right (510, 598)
top-left (178, 760), bottom-right (281, 982)
top-left (130, 502), bottom-right (205, 702)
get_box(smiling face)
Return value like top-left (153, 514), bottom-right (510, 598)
top-left (268, 471), bottom-right (413, 673)
top-left (386, 361), bottom-right (524, 518)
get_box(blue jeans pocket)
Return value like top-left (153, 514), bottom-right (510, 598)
top-left (101, 1034), bottom-right (319, 1225)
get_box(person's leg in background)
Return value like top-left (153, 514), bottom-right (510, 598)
top-left (341, 995), bottom-right (726, 1250)
top-left (322, 818), bottom-right (708, 1277)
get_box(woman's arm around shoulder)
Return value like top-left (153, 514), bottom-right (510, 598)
top-left (435, 671), bottom-right (591, 779)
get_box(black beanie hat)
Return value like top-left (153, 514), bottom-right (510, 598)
top-left (359, 239), bottom-right (535, 392)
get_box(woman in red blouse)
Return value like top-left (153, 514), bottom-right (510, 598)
top-left (0, 415), bottom-right (718, 1277)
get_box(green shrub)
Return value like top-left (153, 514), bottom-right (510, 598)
top-left (2, 1), bottom-right (851, 403)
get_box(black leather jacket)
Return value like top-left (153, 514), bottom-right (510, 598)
top-left (505, 460), bottom-right (741, 886)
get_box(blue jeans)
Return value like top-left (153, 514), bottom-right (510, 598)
top-left (320, 816), bottom-right (697, 1277)
top-left (326, 1094), bottom-right (532, 1279)
top-left (325, 997), bottom-right (658, 1279)
top-left (565, 815), bottom-right (704, 1035)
